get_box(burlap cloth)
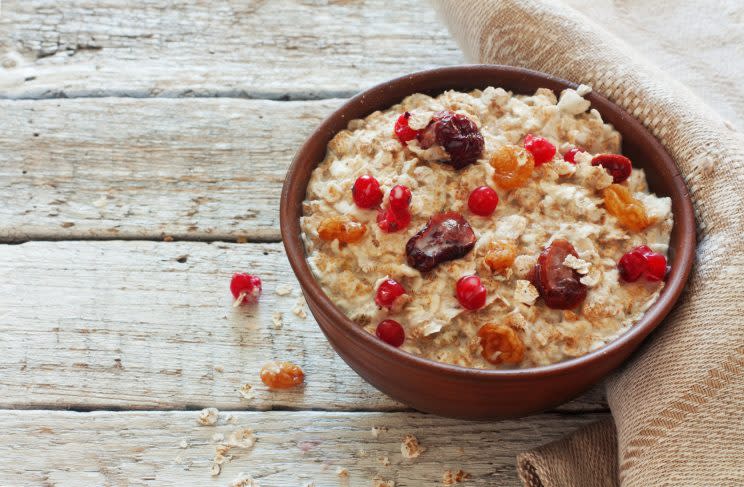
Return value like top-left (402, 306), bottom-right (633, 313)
top-left (430, 1), bottom-right (744, 485)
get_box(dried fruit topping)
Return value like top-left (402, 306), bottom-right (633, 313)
top-left (405, 212), bottom-right (477, 272)
top-left (352, 175), bottom-right (383, 209)
top-left (592, 153), bottom-right (632, 183)
top-left (484, 240), bottom-right (517, 274)
top-left (318, 216), bottom-right (367, 243)
top-left (468, 186), bottom-right (499, 216)
top-left (394, 112), bottom-right (420, 143)
top-left (523, 134), bottom-right (556, 166)
top-left (477, 323), bottom-right (525, 365)
top-left (375, 278), bottom-right (407, 309)
top-left (418, 111), bottom-right (484, 169)
top-left (456, 275), bottom-right (487, 310)
top-left (563, 146), bottom-right (585, 164)
top-left (389, 184), bottom-right (412, 211)
top-left (377, 206), bottom-right (411, 233)
top-left (618, 245), bottom-right (668, 282)
top-left (603, 184), bottom-right (650, 232)
top-left (259, 361), bottom-right (305, 389)
top-left (490, 145), bottom-right (535, 190)
top-left (376, 319), bottom-right (406, 347)
top-left (230, 273), bottom-right (262, 306)
top-left (533, 239), bottom-right (587, 309)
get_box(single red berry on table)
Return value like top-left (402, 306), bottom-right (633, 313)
top-left (377, 206), bottom-right (411, 233)
top-left (375, 278), bottom-right (407, 309)
top-left (523, 134), bottom-right (556, 166)
top-left (376, 319), bottom-right (406, 347)
top-left (394, 112), bottom-right (420, 143)
top-left (563, 146), bottom-right (585, 164)
top-left (352, 175), bottom-right (383, 209)
top-left (592, 153), bottom-right (632, 183)
top-left (389, 184), bottom-right (412, 211)
top-left (468, 186), bottom-right (499, 216)
top-left (230, 273), bottom-right (262, 306)
top-left (456, 275), bottom-right (487, 310)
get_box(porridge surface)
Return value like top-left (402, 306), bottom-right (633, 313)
top-left (300, 86), bottom-right (672, 369)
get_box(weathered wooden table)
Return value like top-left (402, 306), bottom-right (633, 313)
top-left (0, 2), bottom-right (616, 485)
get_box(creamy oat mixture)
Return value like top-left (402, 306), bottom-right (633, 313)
top-left (300, 86), bottom-right (673, 369)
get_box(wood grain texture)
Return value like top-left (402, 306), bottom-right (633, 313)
top-left (0, 240), bottom-right (607, 412)
top-left (0, 0), bottom-right (465, 100)
top-left (0, 409), bottom-right (608, 486)
top-left (0, 98), bottom-right (341, 242)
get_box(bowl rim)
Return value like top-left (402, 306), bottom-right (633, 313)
top-left (280, 64), bottom-right (696, 381)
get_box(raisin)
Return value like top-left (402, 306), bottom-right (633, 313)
top-left (490, 145), bottom-right (535, 190)
top-left (405, 211), bottom-right (476, 272)
top-left (592, 153), bottom-right (632, 183)
top-left (477, 323), bottom-right (525, 365)
top-left (603, 184), bottom-right (649, 232)
top-left (418, 111), bottom-right (484, 169)
top-left (259, 361), bottom-right (305, 389)
top-left (533, 239), bottom-right (587, 309)
top-left (484, 240), bottom-right (516, 274)
top-left (318, 216), bottom-right (367, 243)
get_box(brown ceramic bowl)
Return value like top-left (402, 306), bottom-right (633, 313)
top-left (280, 65), bottom-right (695, 419)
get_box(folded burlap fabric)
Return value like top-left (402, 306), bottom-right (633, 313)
top-left (430, 1), bottom-right (744, 485)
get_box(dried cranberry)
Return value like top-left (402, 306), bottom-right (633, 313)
top-left (418, 111), bottom-right (484, 169)
top-left (394, 112), bottom-right (420, 143)
top-left (468, 186), bottom-right (499, 216)
top-left (456, 275), bottom-right (487, 310)
top-left (524, 134), bottom-right (556, 166)
top-left (533, 240), bottom-right (587, 309)
top-left (389, 185), bottom-right (412, 211)
top-left (405, 212), bottom-right (476, 272)
top-left (563, 147), bottom-right (585, 164)
top-left (592, 154), bottom-right (632, 183)
top-left (377, 206), bottom-right (411, 233)
top-left (352, 175), bottom-right (383, 209)
top-left (375, 278), bottom-right (406, 309)
top-left (376, 319), bottom-right (405, 347)
top-left (230, 273), bottom-right (262, 306)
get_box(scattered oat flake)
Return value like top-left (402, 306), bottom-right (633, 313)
top-left (197, 407), bottom-right (219, 426)
top-left (372, 479), bottom-right (395, 487)
top-left (226, 427), bottom-right (257, 449)
top-left (211, 432), bottom-right (225, 443)
top-left (227, 415), bottom-right (239, 425)
top-left (371, 426), bottom-right (388, 438)
top-left (179, 439), bottom-right (188, 449)
top-left (336, 467), bottom-right (349, 478)
top-left (230, 472), bottom-right (260, 487)
top-left (379, 455), bottom-right (390, 466)
top-left (442, 469), bottom-right (471, 485)
top-left (275, 284), bottom-right (293, 296)
top-left (292, 297), bottom-right (308, 319)
top-left (238, 383), bottom-right (254, 400)
top-left (272, 311), bottom-right (283, 329)
top-left (401, 434), bottom-right (425, 459)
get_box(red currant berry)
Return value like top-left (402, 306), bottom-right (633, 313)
top-left (230, 273), bottom-right (262, 306)
top-left (634, 245), bottom-right (654, 257)
top-left (591, 154), bottom-right (632, 183)
top-left (524, 134), bottom-right (556, 166)
top-left (377, 206), bottom-right (411, 233)
top-left (394, 112), bottom-right (420, 143)
top-left (389, 185), bottom-right (412, 211)
top-left (618, 251), bottom-right (646, 282)
top-left (376, 319), bottom-right (405, 347)
top-left (375, 278), bottom-right (406, 309)
top-left (468, 186), bottom-right (499, 216)
top-left (352, 175), bottom-right (383, 209)
top-left (563, 146), bottom-right (585, 164)
top-left (644, 253), bottom-right (667, 281)
top-left (456, 275), bottom-right (487, 310)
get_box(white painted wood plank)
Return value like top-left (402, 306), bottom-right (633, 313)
top-left (0, 240), bottom-right (607, 412)
top-left (0, 409), bottom-right (608, 486)
top-left (0, 0), bottom-right (465, 99)
top-left (0, 98), bottom-right (341, 242)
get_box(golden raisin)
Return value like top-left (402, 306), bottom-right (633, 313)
top-left (477, 323), bottom-right (525, 365)
top-left (317, 216), bottom-right (366, 243)
top-left (259, 361), bottom-right (305, 389)
top-left (484, 240), bottom-right (517, 274)
top-left (490, 145), bottom-right (535, 190)
top-left (603, 184), bottom-right (649, 232)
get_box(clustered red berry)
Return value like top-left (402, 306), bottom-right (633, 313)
top-left (418, 111), bottom-right (484, 169)
top-left (377, 185), bottom-right (412, 233)
top-left (456, 275), bottom-right (487, 310)
top-left (468, 186), bottom-right (499, 216)
top-left (230, 273), bottom-right (262, 306)
top-left (618, 245), bottom-right (667, 282)
top-left (523, 134), bottom-right (556, 166)
top-left (352, 175), bottom-right (383, 209)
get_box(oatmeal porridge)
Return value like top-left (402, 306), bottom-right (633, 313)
top-left (299, 85), bottom-right (673, 369)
